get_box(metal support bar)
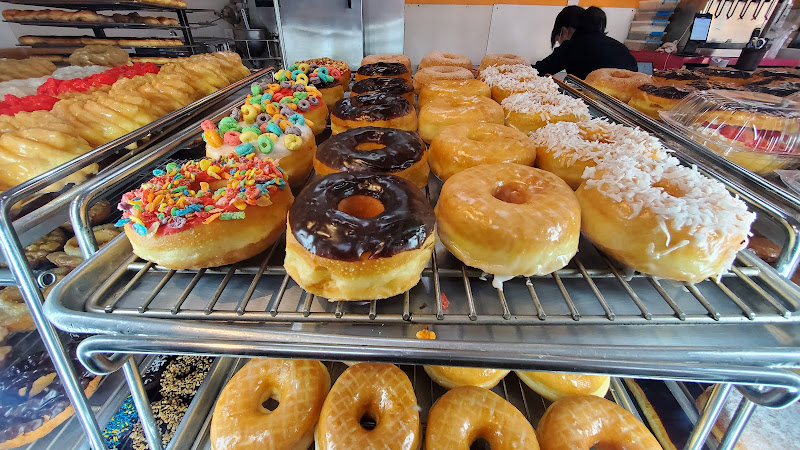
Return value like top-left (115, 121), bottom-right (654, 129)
top-left (685, 384), bottom-right (733, 450)
top-left (123, 357), bottom-right (163, 450)
top-left (718, 396), bottom-right (757, 450)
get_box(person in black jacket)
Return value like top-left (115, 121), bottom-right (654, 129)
top-left (533, 6), bottom-right (638, 79)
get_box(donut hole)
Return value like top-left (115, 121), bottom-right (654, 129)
top-left (260, 390), bottom-right (281, 413)
top-left (470, 438), bottom-right (492, 450)
top-left (359, 410), bottom-right (378, 431)
top-left (466, 126), bottom-right (495, 142)
top-left (338, 195), bottom-right (385, 219)
top-left (493, 182), bottom-right (528, 204)
top-left (354, 142), bottom-right (386, 151)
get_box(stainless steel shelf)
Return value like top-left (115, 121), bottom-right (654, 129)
top-left (4, 19), bottom-right (211, 30)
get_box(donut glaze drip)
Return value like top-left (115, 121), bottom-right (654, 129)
top-left (654, 69), bottom-right (703, 81)
top-left (356, 62), bottom-right (409, 77)
top-left (352, 77), bottom-right (413, 97)
top-left (332, 93), bottom-right (411, 121)
top-left (638, 84), bottom-right (693, 99)
top-left (317, 127), bottom-right (425, 172)
top-left (290, 173), bottom-right (435, 261)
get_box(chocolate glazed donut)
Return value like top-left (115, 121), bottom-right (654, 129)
top-left (330, 93), bottom-right (418, 134)
top-left (351, 77), bottom-right (414, 103)
top-left (355, 62), bottom-right (411, 83)
top-left (291, 173), bottom-right (434, 261)
top-left (314, 127), bottom-right (429, 188)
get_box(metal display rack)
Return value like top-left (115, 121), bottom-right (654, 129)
top-left (0, 69), bottom-right (270, 450)
top-left (36, 75), bottom-right (800, 449)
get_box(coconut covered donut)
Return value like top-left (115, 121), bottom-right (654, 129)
top-left (537, 395), bottom-right (660, 450)
top-left (478, 53), bottom-right (529, 72)
top-left (424, 366), bottom-right (509, 390)
top-left (501, 92), bottom-right (591, 134)
top-left (351, 76), bottom-right (414, 104)
top-left (436, 163), bottom-right (580, 289)
top-left (317, 363), bottom-right (421, 450)
top-left (355, 62), bottom-right (412, 84)
top-left (515, 371), bottom-right (610, 401)
top-left (418, 51), bottom-right (472, 71)
top-left (285, 172), bottom-right (436, 301)
top-left (331, 93), bottom-right (417, 134)
top-left (529, 118), bottom-right (668, 189)
top-left (425, 386), bottom-right (538, 450)
top-left (585, 68), bottom-right (653, 102)
top-left (117, 155), bottom-right (293, 270)
top-left (576, 154), bottom-right (756, 282)
top-left (418, 95), bottom-right (504, 143)
top-left (210, 358), bottom-right (330, 450)
top-left (413, 65), bottom-right (474, 94)
top-left (418, 78), bottom-right (490, 109)
top-left (315, 126), bottom-right (429, 188)
top-left (203, 111), bottom-right (316, 187)
top-left (479, 64), bottom-right (557, 102)
top-left (429, 122), bottom-right (535, 181)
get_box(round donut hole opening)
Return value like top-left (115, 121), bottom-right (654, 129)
top-left (354, 142), bottom-right (386, 151)
top-left (653, 180), bottom-right (685, 198)
top-left (470, 438), bottom-right (492, 450)
top-left (261, 395), bottom-right (280, 412)
top-left (493, 182), bottom-right (528, 205)
top-left (337, 195), bottom-right (385, 219)
top-left (359, 411), bottom-right (378, 431)
top-left (466, 126), bottom-right (496, 142)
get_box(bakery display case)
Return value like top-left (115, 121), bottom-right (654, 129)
top-left (8, 64), bottom-right (790, 449)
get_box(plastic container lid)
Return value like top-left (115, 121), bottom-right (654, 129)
top-left (660, 90), bottom-right (800, 173)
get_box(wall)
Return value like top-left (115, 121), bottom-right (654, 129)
top-left (403, 0), bottom-right (637, 67)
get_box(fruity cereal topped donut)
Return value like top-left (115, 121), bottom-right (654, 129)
top-left (117, 154), bottom-right (293, 270)
top-left (250, 79), bottom-right (328, 134)
top-left (279, 61), bottom-right (345, 107)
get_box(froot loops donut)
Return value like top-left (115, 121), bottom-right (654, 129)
top-left (296, 57), bottom-right (351, 91)
top-left (254, 79), bottom-right (328, 134)
top-left (501, 92), bottom-right (591, 134)
top-left (417, 78), bottom-right (490, 109)
top-left (117, 154), bottom-right (293, 270)
top-left (285, 172), bottom-right (436, 301)
top-left (316, 363), bottom-right (421, 450)
top-left (425, 386), bottom-right (538, 450)
top-left (202, 108), bottom-right (317, 187)
top-left (478, 53), bottom-right (529, 72)
top-left (210, 358), bottom-right (330, 450)
top-left (418, 95), bottom-right (503, 143)
top-left (536, 395), bottom-right (660, 450)
top-left (585, 68), bottom-right (653, 102)
top-left (315, 126), bottom-right (429, 188)
top-left (419, 51), bottom-right (472, 71)
top-left (429, 122), bottom-right (535, 181)
top-left (436, 163), bottom-right (580, 289)
top-left (529, 118), bottom-right (668, 189)
top-left (515, 371), bottom-right (610, 401)
top-left (279, 61), bottom-right (344, 107)
top-left (576, 153), bottom-right (756, 282)
top-left (413, 65), bottom-right (474, 94)
top-left (330, 92), bottom-right (417, 135)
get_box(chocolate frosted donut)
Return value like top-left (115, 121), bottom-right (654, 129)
top-left (314, 126), bottom-right (429, 188)
top-left (637, 84), bottom-right (694, 99)
top-left (331, 93), bottom-right (417, 134)
top-left (696, 67), bottom-right (751, 85)
top-left (629, 84), bottom-right (694, 120)
top-left (746, 80), bottom-right (800, 98)
top-left (352, 77), bottom-right (414, 103)
top-left (653, 69), bottom-right (704, 85)
top-left (355, 62), bottom-right (411, 84)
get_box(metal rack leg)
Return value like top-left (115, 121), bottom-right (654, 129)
top-left (685, 383), bottom-right (732, 450)
top-left (123, 356), bottom-right (164, 450)
top-left (717, 397), bottom-right (757, 450)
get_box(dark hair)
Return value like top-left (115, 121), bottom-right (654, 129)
top-left (577, 6), bottom-right (607, 33)
top-left (550, 5), bottom-right (584, 47)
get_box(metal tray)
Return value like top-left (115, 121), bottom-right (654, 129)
top-left (3, 19), bottom-right (209, 30)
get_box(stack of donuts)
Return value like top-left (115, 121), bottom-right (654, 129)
top-left (208, 358), bottom-right (663, 450)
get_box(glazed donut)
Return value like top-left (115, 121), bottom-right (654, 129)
top-left (296, 57), bottom-right (351, 91)
top-left (418, 95), bottom-right (503, 143)
top-left (424, 366), bottom-right (509, 389)
top-left (429, 122), bottom-right (535, 181)
top-left (585, 68), bottom-right (653, 102)
top-left (330, 93), bottom-right (417, 135)
top-left (478, 53), bottom-right (529, 72)
top-left (695, 66), bottom-right (751, 86)
top-left (118, 155), bottom-right (294, 270)
top-left (361, 54), bottom-right (412, 72)
top-left (529, 118), bottom-right (668, 189)
top-left (577, 154), bottom-right (756, 282)
top-left (515, 371), bottom-right (610, 401)
top-left (425, 386), bottom-right (538, 450)
top-left (653, 69), bottom-right (705, 86)
top-left (628, 84), bottom-right (695, 120)
top-left (317, 363), bottom-right (421, 450)
top-left (314, 126), bottom-right (429, 188)
top-left (355, 62), bottom-right (412, 84)
top-left (351, 76), bottom-right (414, 104)
top-left (501, 92), bottom-right (591, 134)
top-left (418, 78), bottom-right (490, 109)
top-left (418, 51), bottom-right (472, 71)
top-left (537, 395), bottom-right (660, 450)
top-left (203, 111), bottom-right (317, 186)
top-left (210, 358), bottom-right (330, 450)
top-left (257, 79), bottom-right (328, 135)
top-left (412, 65), bottom-right (474, 94)
top-left (480, 64), bottom-right (558, 103)
top-left (436, 163), bottom-right (580, 289)
top-left (68, 45), bottom-right (130, 67)
top-left (285, 172), bottom-right (436, 301)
